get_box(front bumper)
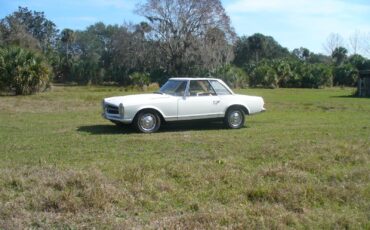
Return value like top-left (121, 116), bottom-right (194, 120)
top-left (102, 102), bottom-right (132, 124)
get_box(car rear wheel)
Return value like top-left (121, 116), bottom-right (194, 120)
top-left (224, 108), bottom-right (245, 129)
top-left (135, 111), bottom-right (161, 133)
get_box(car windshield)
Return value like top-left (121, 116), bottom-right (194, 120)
top-left (157, 80), bottom-right (187, 96)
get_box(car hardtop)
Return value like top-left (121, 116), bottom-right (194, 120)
top-left (168, 77), bottom-right (235, 96)
top-left (169, 77), bottom-right (221, 81)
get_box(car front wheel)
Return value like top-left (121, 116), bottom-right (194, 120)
top-left (225, 108), bottom-right (245, 129)
top-left (135, 111), bottom-right (161, 133)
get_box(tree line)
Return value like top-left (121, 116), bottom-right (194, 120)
top-left (1, 1), bottom-right (370, 95)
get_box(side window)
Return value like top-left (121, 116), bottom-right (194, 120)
top-left (189, 80), bottom-right (216, 96)
top-left (174, 81), bottom-right (187, 96)
top-left (210, 80), bottom-right (232, 95)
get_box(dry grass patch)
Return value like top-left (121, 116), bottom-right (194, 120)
top-left (0, 166), bottom-right (132, 229)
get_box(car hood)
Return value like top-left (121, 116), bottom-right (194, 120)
top-left (104, 93), bottom-right (171, 106)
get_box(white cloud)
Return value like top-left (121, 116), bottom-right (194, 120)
top-left (89, 0), bottom-right (129, 9)
top-left (225, 0), bottom-right (370, 54)
top-left (226, 0), bottom-right (370, 15)
top-left (17, 0), bottom-right (132, 10)
top-left (70, 16), bottom-right (98, 22)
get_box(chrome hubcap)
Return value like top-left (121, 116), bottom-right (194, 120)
top-left (229, 111), bottom-right (242, 127)
top-left (139, 114), bottom-right (156, 131)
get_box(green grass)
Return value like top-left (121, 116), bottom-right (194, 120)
top-left (0, 86), bottom-right (369, 228)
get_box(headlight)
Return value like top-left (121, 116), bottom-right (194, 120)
top-left (119, 103), bottom-right (124, 115)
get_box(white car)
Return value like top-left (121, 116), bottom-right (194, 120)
top-left (102, 78), bottom-right (265, 133)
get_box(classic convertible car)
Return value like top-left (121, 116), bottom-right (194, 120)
top-left (102, 78), bottom-right (265, 133)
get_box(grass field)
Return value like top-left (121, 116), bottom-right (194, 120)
top-left (0, 86), bottom-right (369, 229)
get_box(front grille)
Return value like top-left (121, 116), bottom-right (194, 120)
top-left (106, 105), bottom-right (119, 114)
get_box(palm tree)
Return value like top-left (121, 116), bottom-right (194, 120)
top-left (0, 46), bottom-right (50, 95)
top-left (60, 29), bottom-right (75, 82)
top-left (331, 46), bottom-right (348, 66)
top-left (61, 28), bottom-right (75, 62)
top-left (248, 34), bottom-right (267, 63)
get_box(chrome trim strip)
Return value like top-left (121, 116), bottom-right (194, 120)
top-left (177, 114), bottom-right (223, 121)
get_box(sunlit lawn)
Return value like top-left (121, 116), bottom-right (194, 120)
top-left (0, 86), bottom-right (369, 228)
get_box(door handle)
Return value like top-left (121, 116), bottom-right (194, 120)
top-left (213, 100), bottom-right (220, 104)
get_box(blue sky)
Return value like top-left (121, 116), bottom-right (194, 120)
top-left (1, 0), bottom-right (369, 56)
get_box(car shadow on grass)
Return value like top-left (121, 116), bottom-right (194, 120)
top-left (161, 120), bottom-right (229, 132)
top-left (77, 120), bottom-right (238, 135)
top-left (330, 94), bottom-right (370, 99)
top-left (77, 124), bottom-right (135, 135)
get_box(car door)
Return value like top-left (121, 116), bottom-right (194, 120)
top-left (177, 80), bottom-right (224, 120)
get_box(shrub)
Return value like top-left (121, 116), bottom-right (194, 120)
top-left (247, 60), bottom-right (333, 89)
top-left (0, 46), bottom-right (51, 95)
top-left (129, 72), bottom-right (150, 90)
top-left (272, 59), bottom-right (295, 88)
top-left (213, 65), bottom-right (248, 88)
top-left (250, 62), bottom-right (278, 88)
top-left (333, 64), bottom-right (358, 86)
top-left (300, 63), bottom-right (332, 88)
